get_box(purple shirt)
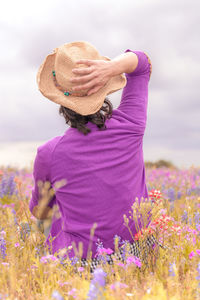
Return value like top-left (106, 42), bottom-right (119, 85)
top-left (29, 49), bottom-right (152, 259)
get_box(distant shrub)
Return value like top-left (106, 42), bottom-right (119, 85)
top-left (145, 159), bottom-right (177, 169)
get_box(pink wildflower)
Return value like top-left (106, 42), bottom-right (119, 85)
top-left (196, 249), bottom-right (200, 255)
top-left (1, 262), bottom-right (9, 266)
top-left (40, 254), bottom-right (59, 264)
top-left (110, 281), bottom-right (128, 290)
top-left (187, 227), bottom-right (197, 235)
top-left (77, 267), bottom-right (84, 272)
top-left (189, 251), bottom-right (196, 259)
top-left (0, 231), bottom-right (6, 237)
top-left (117, 262), bottom-right (125, 268)
top-left (159, 208), bottom-right (167, 214)
top-left (105, 248), bottom-right (114, 254)
top-left (126, 255), bottom-right (142, 268)
top-left (15, 242), bottom-right (20, 247)
top-left (68, 288), bottom-right (77, 296)
top-left (95, 247), bottom-right (113, 256)
top-left (149, 189), bottom-right (162, 202)
top-left (185, 234), bottom-right (190, 241)
top-left (58, 281), bottom-right (70, 287)
top-left (111, 268), bottom-right (115, 273)
top-left (30, 265), bottom-right (37, 269)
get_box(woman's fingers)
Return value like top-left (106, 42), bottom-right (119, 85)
top-left (75, 59), bottom-right (95, 66)
top-left (70, 72), bottom-right (95, 84)
top-left (72, 66), bottom-right (94, 75)
top-left (87, 85), bottom-right (102, 96)
top-left (72, 59), bottom-right (97, 74)
top-left (71, 59), bottom-right (110, 94)
top-left (72, 79), bottom-right (98, 91)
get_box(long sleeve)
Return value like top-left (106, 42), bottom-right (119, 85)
top-left (117, 50), bottom-right (152, 134)
top-left (29, 146), bottom-right (56, 214)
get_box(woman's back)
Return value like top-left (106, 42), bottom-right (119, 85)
top-left (29, 50), bottom-right (152, 259)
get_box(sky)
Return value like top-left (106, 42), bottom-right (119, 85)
top-left (0, 0), bottom-right (200, 168)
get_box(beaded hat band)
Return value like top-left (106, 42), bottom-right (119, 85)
top-left (52, 70), bottom-right (87, 97)
top-left (36, 41), bottom-right (127, 115)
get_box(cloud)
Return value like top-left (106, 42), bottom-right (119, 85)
top-left (0, 0), bottom-right (199, 166)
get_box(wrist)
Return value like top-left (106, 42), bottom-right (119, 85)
top-left (110, 52), bottom-right (138, 75)
top-left (108, 60), bottom-right (121, 77)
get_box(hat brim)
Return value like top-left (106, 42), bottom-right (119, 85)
top-left (37, 52), bottom-right (127, 115)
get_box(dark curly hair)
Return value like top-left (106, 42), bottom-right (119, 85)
top-left (59, 96), bottom-right (113, 135)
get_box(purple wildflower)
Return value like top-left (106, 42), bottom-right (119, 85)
top-left (196, 263), bottom-right (200, 288)
top-left (177, 191), bottom-right (182, 199)
top-left (0, 236), bottom-right (7, 259)
top-left (94, 239), bottom-right (107, 263)
top-left (0, 173), bottom-right (18, 198)
top-left (120, 240), bottom-right (129, 260)
top-left (96, 238), bottom-right (104, 249)
top-left (51, 290), bottom-right (64, 300)
top-left (195, 212), bottom-right (200, 231)
top-left (169, 262), bottom-right (176, 277)
top-left (11, 208), bottom-right (19, 226)
top-left (87, 267), bottom-right (107, 300)
top-left (113, 234), bottom-right (121, 244)
top-left (35, 247), bottom-right (40, 257)
top-left (70, 256), bottom-right (79, 266)
top-left (196, 224), bottom-right (200, 234)
top-left (19, 222), bottom-right (31, 241)
top-left (182, 210), bottom-right (188, 224)
top-left (167, 187), bottom-right (175, 202)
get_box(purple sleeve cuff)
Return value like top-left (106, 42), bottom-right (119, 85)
top-left (124, 49), bottom-right (151, 78)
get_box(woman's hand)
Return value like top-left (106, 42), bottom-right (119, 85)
top-left (70, 59), bottom-right (114, 96)
top-left (32, 205), bottom-right (52, 220)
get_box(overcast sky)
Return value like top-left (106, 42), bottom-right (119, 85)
top-left (0, 0), bottom-right (200, 168)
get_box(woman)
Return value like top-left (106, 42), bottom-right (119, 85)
top-left (29, 41), bottom-right (156, 272)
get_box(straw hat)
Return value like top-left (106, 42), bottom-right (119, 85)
top-left (36, 41), bottom-right (127, 115)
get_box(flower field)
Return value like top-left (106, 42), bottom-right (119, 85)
top-left (0, 165), bottom-right (200, 299)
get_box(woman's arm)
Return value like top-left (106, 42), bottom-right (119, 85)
top-left (117, 50), bottom-right (152, 133)
top-left (70, 52), bottom-right (139, 96)
top-left (109, 51), bottom-right (139, 75)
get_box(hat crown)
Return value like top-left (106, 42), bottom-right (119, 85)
top-left (36, 40), bottom-right (127, 115)
top-left (54, 42), bottom-right (101, 95)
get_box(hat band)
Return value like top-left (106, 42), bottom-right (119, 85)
top-left (52, 70), bottom-right (87, 97)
